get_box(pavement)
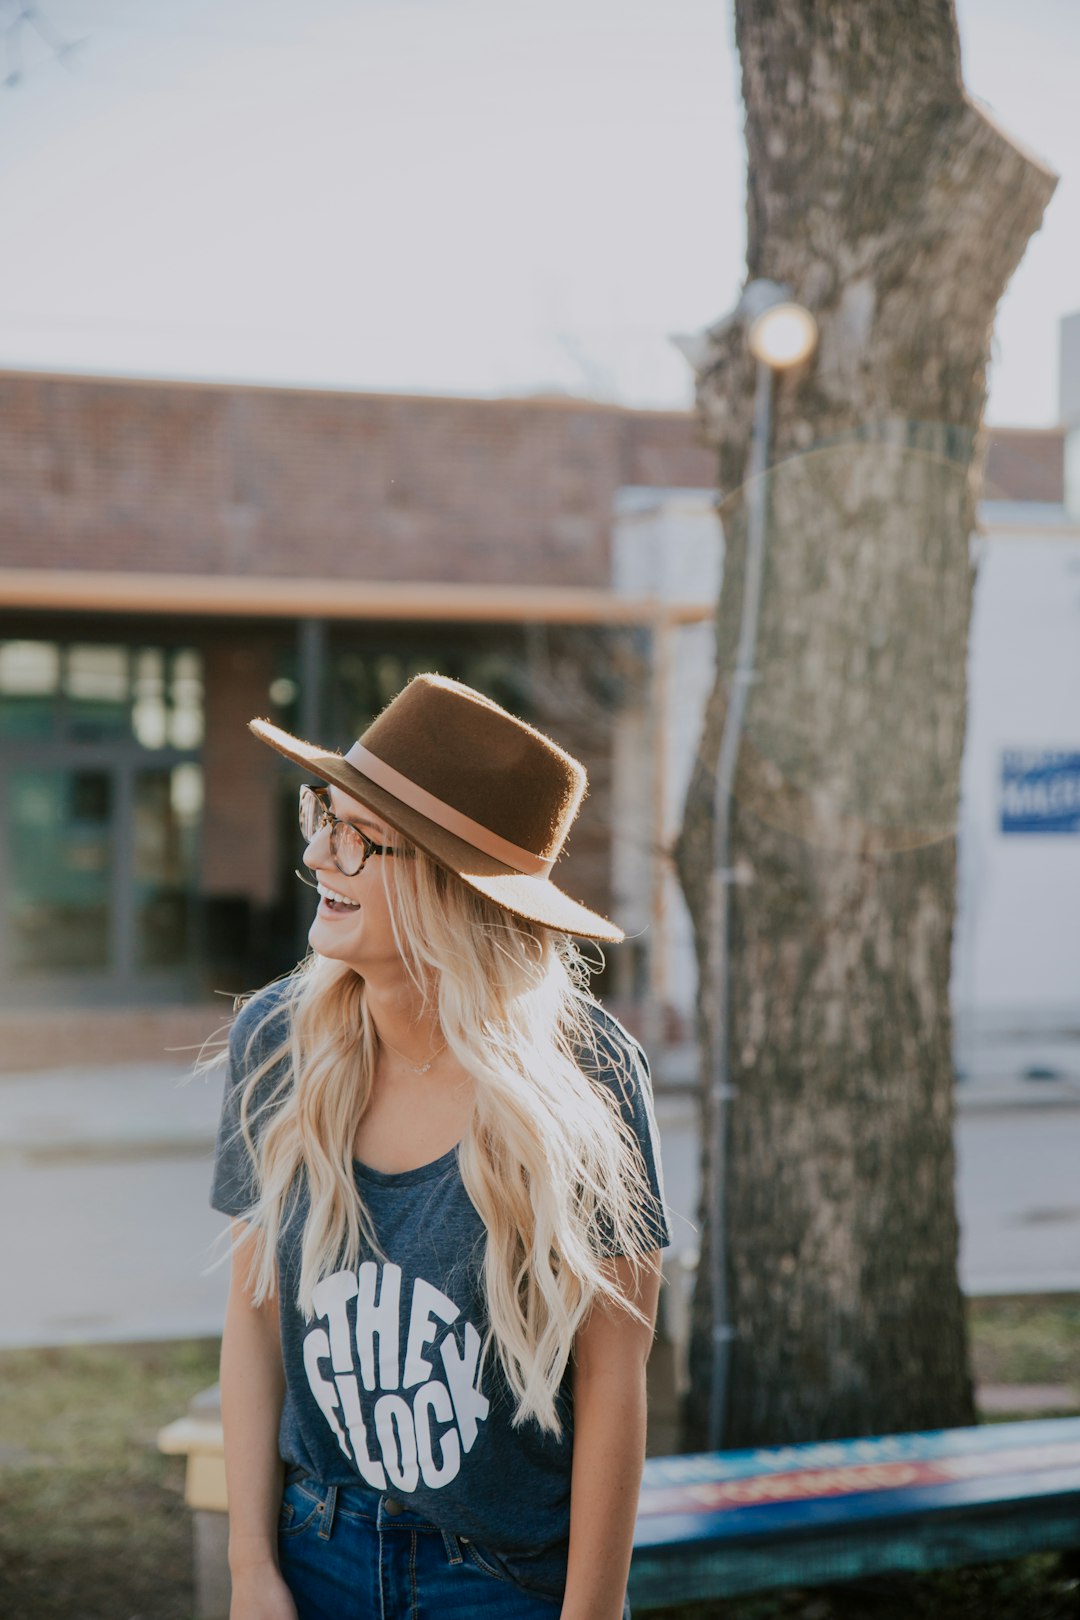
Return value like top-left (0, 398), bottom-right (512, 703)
top-left (1, 1052), bottom-right (1079, 1351)
top-left (0, 1058), bottom-right (233, 1350)
top-left (0, 1058), bottom-right (225, 1164)
top-left (3, 1044), bottom-right (1078, 1165)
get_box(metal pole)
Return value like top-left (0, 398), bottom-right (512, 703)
top-left (706, 355), bottom-right (774, 1448)
top-left (298, 618), bottom-right (327, 741)
top-left (296, 619), bottom-right (327, 957)
top-left (648, 616), bottom-right (674, 1047)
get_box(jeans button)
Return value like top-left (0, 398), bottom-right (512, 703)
top-left (384, 1497), bottom-right (405, 1516)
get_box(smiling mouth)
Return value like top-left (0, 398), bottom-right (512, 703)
top-left (316, 880), bottom-right (360, 912)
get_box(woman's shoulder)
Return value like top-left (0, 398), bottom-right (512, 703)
top-left (575, 998), bottom-right (670, 1244)
top-left (227, 976), bottom-right (294, 1074)
top-left (574, 996), bottom-right (652, 1094)
top-left (211, 979), bottom-right (295, 1217)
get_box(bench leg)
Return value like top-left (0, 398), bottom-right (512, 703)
top-left (193, 1508), bottom-right (231, 1620)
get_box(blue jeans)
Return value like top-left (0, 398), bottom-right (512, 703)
top-left (277, 1472), bottom-right (573, 1619)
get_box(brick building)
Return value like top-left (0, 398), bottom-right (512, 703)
top-left (0, 372), bottom-right (716, 1065)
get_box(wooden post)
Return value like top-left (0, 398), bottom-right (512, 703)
top-left (158, 1385), bottom-right (229, 1620)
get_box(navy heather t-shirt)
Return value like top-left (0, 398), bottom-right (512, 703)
top-left (209, 980), bottom-right (671, 1600)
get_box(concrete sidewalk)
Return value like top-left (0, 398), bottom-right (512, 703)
top-left (2, 1053), bottom-right (1079, 1166)
top-left (2, 1055), bottom-right (1079, 1351)
top-left (0, 1058), bottom-right (226, 1162)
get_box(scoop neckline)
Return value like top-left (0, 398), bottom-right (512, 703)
top-left (352, 1141), bottom-right (461, 1187)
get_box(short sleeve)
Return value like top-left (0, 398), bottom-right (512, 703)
top-left (209, 983), bottom-right (291, 1218)
top-left (581, 1004), bottom-right (673, 1256)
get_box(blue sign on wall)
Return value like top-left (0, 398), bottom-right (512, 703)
top-left (1001, 750), bottom-right (1080, 835)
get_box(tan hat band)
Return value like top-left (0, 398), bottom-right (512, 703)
top-left (344, 742), bottom-right (556, 878)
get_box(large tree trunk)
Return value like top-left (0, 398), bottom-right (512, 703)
top-left (676, 0), bottom-right (1056, 1448)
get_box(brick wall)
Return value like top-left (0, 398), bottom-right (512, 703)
top-left (0, 371), bottom-right (1058, 594)
top-left (0, 1003), bottom-right (230, 1073)
top-left (200, 635), bottom-right (280, 905)
top-left (0, 373), bottom-right (716, 585)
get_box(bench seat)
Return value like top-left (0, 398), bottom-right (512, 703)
top-left (629, 1417), bottom-right (1080, 1609)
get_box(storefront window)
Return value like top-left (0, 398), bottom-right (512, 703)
top-left (312, 633), bottom-right (538, 745)
top-left (0, 636), bottom-right (205, 996)
top-left (0, 640), bottom-right (61, 739)
top-left (169, 650), bottom-right (204, 748)
top-left (132, 648), bottom-right (168, 748)
top-left (135, 764), bottom-right (203, 968)
top-left (66, 644), bottom-right (131, 741)
top-left (7, 767), bottom-right (113, 974)
top-left (0, 638), bottom-right (205, 748)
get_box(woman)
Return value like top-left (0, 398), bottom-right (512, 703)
top-left (208, 672), bottom-right (671, 1620)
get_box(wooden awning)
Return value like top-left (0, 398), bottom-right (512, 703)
top-left (0, 569), bottom-right (711, 626)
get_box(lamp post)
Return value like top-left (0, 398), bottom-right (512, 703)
top-left (678, 280), bottom-right (818, 1449)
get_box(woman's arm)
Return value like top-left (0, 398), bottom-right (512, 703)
top-left (220, 1219), bottom-right (297, 1620)
top-left (560, 1250), bottom-right (663, 1620)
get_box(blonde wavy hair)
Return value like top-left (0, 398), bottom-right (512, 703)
top-left (206, 834), bottom-right (664, 1435)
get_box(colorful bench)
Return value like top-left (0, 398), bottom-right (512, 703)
top-left (161, 1398), bottom-right (1080, 1617)
top-left (629, 1417), bottom-right (1080, 1609)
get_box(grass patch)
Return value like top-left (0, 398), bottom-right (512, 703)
top-left (969, 1295), bottom-right (1080, 1393)
top-left (0, 1303), bottom-right (1078, 1617)
top-left (0, 1336), bottom-right (220, 1620)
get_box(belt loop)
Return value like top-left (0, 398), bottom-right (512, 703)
top-left (441, 1529), bottom-right (463, 1565)
top-left (319, 1484), bottom-right (338, 1540)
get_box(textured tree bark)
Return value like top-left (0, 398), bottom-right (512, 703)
top-left (675, 0), bottom-right (1056, 1448)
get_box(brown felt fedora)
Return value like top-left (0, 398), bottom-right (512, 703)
top-left (248, 673), bottom-right (624, 943)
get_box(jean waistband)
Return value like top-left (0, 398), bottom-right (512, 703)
top-left (283, 1466), bottom-right (436, 1527)
top-left (281, 1469), bottom-right (577, 1606)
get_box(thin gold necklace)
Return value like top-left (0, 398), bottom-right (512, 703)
top-left (376, 1031), bottom-right (448, 1075)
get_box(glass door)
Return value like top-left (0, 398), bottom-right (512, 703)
top-left (133, 764), bottom-right (203, 969)
top-left (4, 766), bottom-right (114, 978)
top-left (0, 636), bottom-right (206, 1004)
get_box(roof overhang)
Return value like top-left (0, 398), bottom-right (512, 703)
top-left (0, 569), bottom-right (712, 627)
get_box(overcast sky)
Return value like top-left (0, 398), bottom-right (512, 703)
top-left (0, 0), bottom-right (1075, 425)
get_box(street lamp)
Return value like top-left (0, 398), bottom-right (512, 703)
top-left (675, 279), bottom-right (818, 1449)
top-left (742, 279), bottom-right (819, 370)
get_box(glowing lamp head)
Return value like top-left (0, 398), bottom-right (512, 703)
top-left (747, 301), bottom-right (818, 369)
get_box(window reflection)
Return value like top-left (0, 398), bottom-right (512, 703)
top-left (1, 638), bottom-right (205, 988)
top-left (8, 768), bottom-right (112, 973)
top-left (169, 650), bottom-right (204, 748)
top-left (132, 648), bottom-right (167, 749)
top-left (66, 644), bottom-right (130, 741)
top-left (0, 639), bottom-right (205, 748)
top-left (0, 641), bottom-right (61, 738)
top-left (135, 765), bottom-right (203, 968)
top-left (319, 637), bottom-right (537, 743)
